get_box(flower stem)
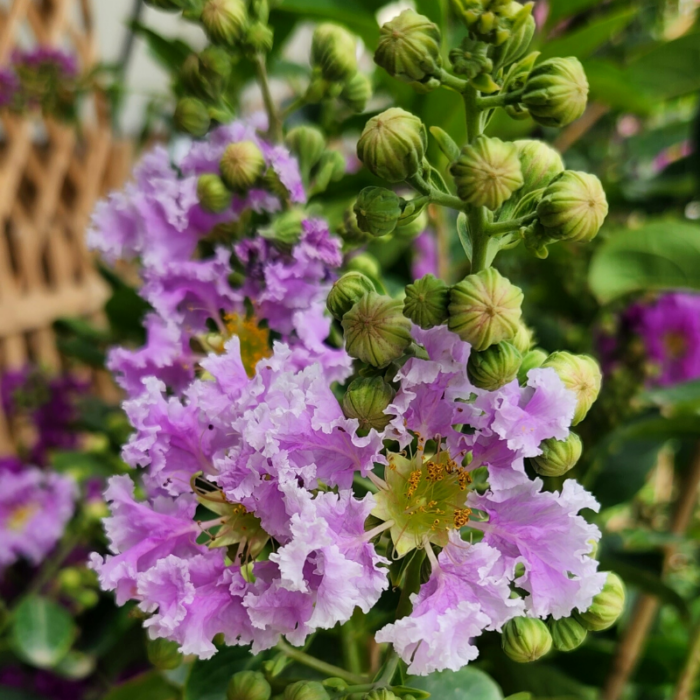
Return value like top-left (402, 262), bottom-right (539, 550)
top-left (673, 621), bottom-right (700, 700)
top-left (485, 212), bottom-right (538, 236)
top-left (463, 87), bottom-right (481, 144)
top-left (407, 173), bottom-right (465, 212)
top-left (376, 647), bottom-right (401, 686)
top-left (476, 88), bottom-right (524, 111)
top-left (277, 638), bottom-right (368, 685)
top-left (254, 52), bottom-right (283, 142)
top-left (467, 205), bottom-right (490, 273)
top-left (282, 95), bottom-right (308, 121)
top-left (438, 69), bottom-right (469, 93)
top-left (341, 616), bottom-right (363, 677)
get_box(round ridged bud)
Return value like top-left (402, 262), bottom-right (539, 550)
top-left (246, 21), bottom-right (274, 53)
top-left (146, 638), bottom-right (183, 670)
top-left (311, 24), bottom-right (358, 82)
top-left (201, 0), bottom-right (248, 46)
top-left (468, 341), bottom-right (522, 390)
top-left (537, 171), bottom-right (608, 243)
top-left (549, 617), bottom-right (588, 653)
top-left (517, 347), bottom-right (547, 384)
top-left (364, 691), bottom-right (400, 700)
top-left (577, 573), bottom-right (625, 631)
top-left (533, 432), bottom-right (583, 477)
top-left (174, 97), bottom-right (210, 137)
top-left (357, 108), bottom-right (426, 183)
top-left (515, 140), bottom-right (565, 193)
top-left (220, 141), bottom-right (266, 191)
top-left (450, 136), bottom-right (524, 210)
top-left (339, 207), bottom-right (371, 246)
top-left (327, 272), bottom-right (375, 321)
top-left (260, 209), bottom-right (304, 252)
top-left (502, 617), bottom-right (553, 663)
top-left (285, 125), bottom-right (325, 181)
top-left (340, 71), bottom-right (372, 112)
top-left (404, 274), bottom-right (450, 329)
top-left (199, 46), bottom-right (232, 96)
top-left (375, 10), bottom-right (442, 86)
top-left (511, 322), bottom-right (534, 354)
top-left (523, 57), bottom-right (589, 128)
top-left (228, 671), bottom-right (272, 700)
top-left (284, 681), bottom-right (331, 700)
top-left (448, 268), bottom-right (523, 351)
top-left (197, 174), bottom-right (232, 213)
top-left (354, 187), bottom-right (403, 237)
top-left (347, 254), bottom-right (382, 282)
top-left (342, 292), bottom-right (412, 368)
top-left (343, 376), bottom-right (396, 432)
top-left (542, 351), bottom-right (602, 425)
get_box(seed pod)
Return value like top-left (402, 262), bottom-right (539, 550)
top-left (340, 71), bottom-right (373, 112)
top-left (468, 341), bottom-right (522, 390)
top-left (533, 432), bottom-right (583, 477)
top-left (549, 617), bottom-right (588, 653)
top-left (522, 56), bottom-right (589, 128)
top-left (197, 174), bottom-right (232, 213)
top-left (354, 187), bottom-right (403, 237)
top-left (342, 292), bottom-right (413, 368)
top-left (577, 572), bottom-right (625, 631)
top-left (201, 0), bottom-right (248, 46)
top-left (502, 617), bottom-right (553, 663)
top-left (343, 376), bottom-right (396, 432)
top-left (404, 274), bottom-right (450, 329)
top-left (517, 347), bottom-right (548, 384)
top-left (448, 268), bottom-right (523, 351)
top-left (357, 108), bottom-right (427, 183)
top-left (283, 681), bottom-right (331, 700)
top-left (174, 97), bottom-right (211, 137)
top-left (327, 272), bottom-right (375, 321)
top-left (451, 136), bottom-right (524, 210)
top-left (227, 671), bottom-right (272, 700)
top-left (311, 23), bottom-right (358, 82)
top-left (220, 141), bottom-right (266, 191)
top-left (542, 351), bottom-right (602, 425)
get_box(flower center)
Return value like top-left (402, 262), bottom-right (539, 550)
top-left (663, 331), bottom-right (687, 361)
top-left (224, 313), bottom-right (273, 377)
top-left (7, 503), bottom-right (39, 531)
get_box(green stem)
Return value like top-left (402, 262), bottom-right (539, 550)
top-left (341, 617), bottom-right (363, 677)
top-left (485, 212), bottom-right (538, 236)
top-left (407, 173), bottom-right (466, 212)
top-left (468, 205), bottom-right (490, 273)
top-left (282, 95), bottom-right (308, 121)
top-left (477, 88), bottom-right (524, 111)
top-left (673, 621), bottom-right (700, 700)
top-left (254, 52), bottom-right (283, 142)
top-left (395, 549), bottom-right (426, 620)
top-left (463, 87), bottom-right (481, 143)
top-left (438, 69), bottom-right (470, 93)
top-left (353, 473), bottom-right (379, 494)
top-left (377, 648), bottom-right (401, 687)
top-left (277, 638), bottom-right (368, 685)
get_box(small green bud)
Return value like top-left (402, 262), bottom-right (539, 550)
top-left (327, 272), bottom-right (376, 321)
top-left (220, 141), bottom-right (266, 191)
top-left (338, 207), bottom-right (371, 246)
top-left (537, 171), bottom-right (608, 243)
top-left (492, 2), bottom-right (536, 68)
top-left (364, 691), bottom-right (400, 700)
top-left (533, 432), bottom-right (583, 477)
top-left (201, 0), bottom-right (248, 46)
top-left (448, 268), bottom-right (524, 351)
top-left (549, 617), bottom-right (588, 653)
top-left (502, 617), bottom-right (553, 663)
top-left (451, 136), bottom-right (524, 210)
top-left (515, 139), bottom-right (565, 193)
top-left (146, 637), bottom-right (183, 670)
top-left (260, 209), bottom-right (304, 252)
top-left (246, 21), bottom-right (274, 53)
top-left (357, 108), bottom-right (427, 183)
top-left (199, 45), bottom-right (232, 94)
top-left (285, 126), bottom-right (326, 180)
top-left (451, 0), bottom-right (523, 45)
top-left (395, 208), bottom-right (428, 240)
top-left (404, 274), bottom-right (450, 329)
top-left (347, 253), bottom-right (382, 280)
top-left (228, 671), bottom-right (272, 700)
top-left (517, 348), bottom-right (547, 384)
top-left (468, 341), bottom-right (522, 390)
top-left (343, 292), bottom-right (413, 368)
top-left (577, 573), bottom-right (625, 631)
top-left (283, 681), bottom-right (331, 700)
top-left (523, 57), bottom-right (589, 128)
top-left (542, 351), bottom-right (602, 425)
top-left (354, 187), bottom-right (403, 237)
top-left (340, 71), bottom-right (372, 112)
top-left (174, 97), bottom-right (211, 137)
top-left (311, 24), bottom-right (358, 82)
top-left (375, 10), bottom-right (442, 86)
top-left (511, 322), bottom-right (534, 355)
top-left (197, 174), bottom-right (232, 213)
top-left (343, 376), bottom-right (396, 432)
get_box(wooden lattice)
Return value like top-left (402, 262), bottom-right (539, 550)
top-left (0, 0), bottom-right (132, 454)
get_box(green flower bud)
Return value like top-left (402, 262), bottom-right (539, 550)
top-left (146, 637), bottom-right (183, 670)
top-left (354, 187), bottom-right (403, 237)
top-left (375, 10), bottom-right (442, 86)
top-left (404, 274), bottom-right (450, 329)
top-left (220, 141), bottom-right (266, 191)
top-left (395, 208), bottom-right (428, 240)
top-left (199, 46), bottom-right (232, 96)
top-left (246, 21), bottom-right (274, 53)
top-left (511, 322), bottom-right (534, 354)
top-left (228, 671), bottom-right (272, 700)
top-left (327, 272), bottom-right (376, 321)
top-left (338, 207), bottom-right (371, 246)
top-left (449, 38), bottom-right (493, 80)
top-left (343, 376), bottom-right (396, 432)
top-left (284, 681), bottom-right (331, 700)
top-left (285, 126), bottom-right (326, 181)
top-left (491, 2), bottom-right (536, 68)
top-left (342, 292), bottom-right (412, 368)
top-left (451, 0), bottom-right (522, 45)
top-left (311, 24), bottom-right (358, 82)
top-left (523, 57), bottom-right (589, 128)
top-left (533, 432), bottom-right (583, 477)
top-left (517, 347), bottom-right (547, 384)
top-left (201, 0), bottom-right (248, 46)
top-left (260, 209), bottom-right (304, 252)
top-left (450, 136), bottom-right (524, 210)
top-left (542, 351), bottom-right (602, 425)
top-left (515, 139), bottom-right (565, 193)
top-left (357, 108), bottom-right (427, 183)
top-left (347, 253), bottom-right (382, 281)
top-left (502, 617), bottom-right (553, 663)
top-left (549, 617), bottom-right (588, 653)
top-left (364, 691), bottom-right (400, 700)
top-left (340, 71), bottom-right (372, 112)
top-left (537, 171), bottom-right (608, 243)
top-left (577, 573), bottom-right (625, 631)
top-left (468, 341), bottom-right (522, 390)
top-left (448, 268), bottom-right (524, 351)
top-left (174, 97), bottom-right (211, 137)
top-left (197, 174), bottom-right (232, 213)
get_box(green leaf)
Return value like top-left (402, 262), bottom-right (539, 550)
top-left (546, 0), bottom-right (602, 25)
top-left (184, 646), bottom-right (252, 700)
top-left (501, 662), bottom-right (596, 700)
top-left (583, 59), bottom-right (655, 114)
top-left (588, 220), bottom-right (700, 304)
top-left (504, 694), bottom-right (532, 700)
top-left (640, 379), bottom-right (700, 414)
top-left (103, 671), bottom-right (180, 700)
top-left (409, 667), bottom-right (503, 700)
top-left (129, 20), bottom-right (194, 74)
top-left (53, 650), bottom-right (96, 680)
top-left (430, 126), bottom-right (460, 163)
top-left (11, 597), bottom-right (77, 669)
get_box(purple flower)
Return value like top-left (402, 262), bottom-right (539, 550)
top-left (12, 47), bottom-right (79, 78)
top-left (0, 68), bottom-right (19, 108)
top-left (412, 230), bottom-right (439, 280)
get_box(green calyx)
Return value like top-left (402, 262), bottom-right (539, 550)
top-left (502, 617), bottom-right (553, 663)
top-left (468, 341), bottom-right (522, 390)
top-left (576, 572), bottom-right (625, 631)
top-left (220, 140), bottom-right (266, 191)
top-left (354, 187), bottom-right (403, 237)
top-left (227, 671), bottom-right (272, 700)
top-left (541, 351), bottom-right (602, 425)
top-left (197, 174), bottom-right (232, 213)
top-left (174, 96), bottom-right (211, 137)
top-left (533, 432), bottom-right (583, 477)
top-left (326, 272), bottom-right (376, 321)
top-left (201, 0), bottom-right (248, 46)
top-left (404, 274), bottom-right (450, 329)
top-left (342, 376), bottom-right (396, 433)
top-left (549, 617), bottom-right (588, 652)
top-left (311, 23), bottom-right (358, 83)
top-left (283, 681), bottom-right (331, 700)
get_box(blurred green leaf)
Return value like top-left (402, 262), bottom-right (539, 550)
top-left (500, 662), bottom-right (596, 700)
top-left (546, 0), bottom-right (603, 25)
top-left (409, 667), bottom-right (503, 700)
top-left (184, 646), bottom-right (252, 700)
top-left (130, 20), bottom-right (194, 74)
top-left (504, 694), bottom-right (532, 700)
top-left (583, 59), bottom-right (655, 114)
top-left (103, 671), bottom-right (180, 700)
top-left (640, 379), bottom-right (700, 414)
top-left (53, 650), bottom-right (97, 680)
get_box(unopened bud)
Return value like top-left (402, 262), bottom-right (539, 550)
top-left (542, 351), bottom-right (601, 425)
top-left (364, 691), bottom-right (400, 700)
top-left (197, 174), bottom-right (232, 213)
top-left (511, 322), bottom-right (534, 354)
top-left (343, 292), bottom-right (412, 367)
top-left (404, 274), bottom-right (450, 329)
top-left (518, 347), bottom-right (547, 384)
top-left (343, 376), bottom-right (396, 432)
top-left (246, 21), bottom-right (274, 53)
top-left (220, 140), bottom-right (266, 191)
top-left (285, 125), bottom-right (326, 180)
top-left (549, 617), bottom-right (587, 652)
top-left (577, 573), bottom-right (625, 631)
top-left (199, 46), bottom-right (232, 95)
top-left (394, 208), bottom-right (428, 240)
top-left (347, 253), bottom-right (382, 281)
top-left (451, 0), bottom-right (523, 45)
top-left (468, 341), bottom-right (522, 390)
top-left (515, 139), bottom-right (565, 193)
top-left (448, 268), bottom-right (523, 351)
top-left (537, 171), bottom-right (608, 243)
top-left (340, 71), bottom-right (372, 112)
top-left (228, 671), bottom-right (272, 700)
top-left (502, 617), bottom-right (553, 663)
top-left (201, 0), bottom-right (248, 46)
top-left (311, 24), bottom-right (358, 82)
top-left (260, 209), bottom-right (304, 252)
top-left (146, 637), bottom-right (183, 670)
top-left (327, 272), bottom-right (376, 321)
top-left (174, 96), bottom-right (211, 137)
top-left (451, 136), bottom-right (524, 210)
top-left (284, 680), bottom-right (331, 700)
top-left (523, 57), bottom-right (589, 128)
top-left (338, 207), bottom-right (371, 246)
top-left (354, 187), bottom-right (403, 237)
top-left (533, 432), bottom-right (583, 477)
top-left (492, 3), bottom-right (536, 68)
top-left (357, 108), bottom-right (426, 183)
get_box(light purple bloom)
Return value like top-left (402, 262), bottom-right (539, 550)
top-left (12, 47), bottom-right (79, 78)
top-left (412, 230), bottom-right (439, 280)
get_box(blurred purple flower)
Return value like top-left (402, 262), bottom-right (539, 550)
top-left (412, 230), bottom-right (438, 280)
